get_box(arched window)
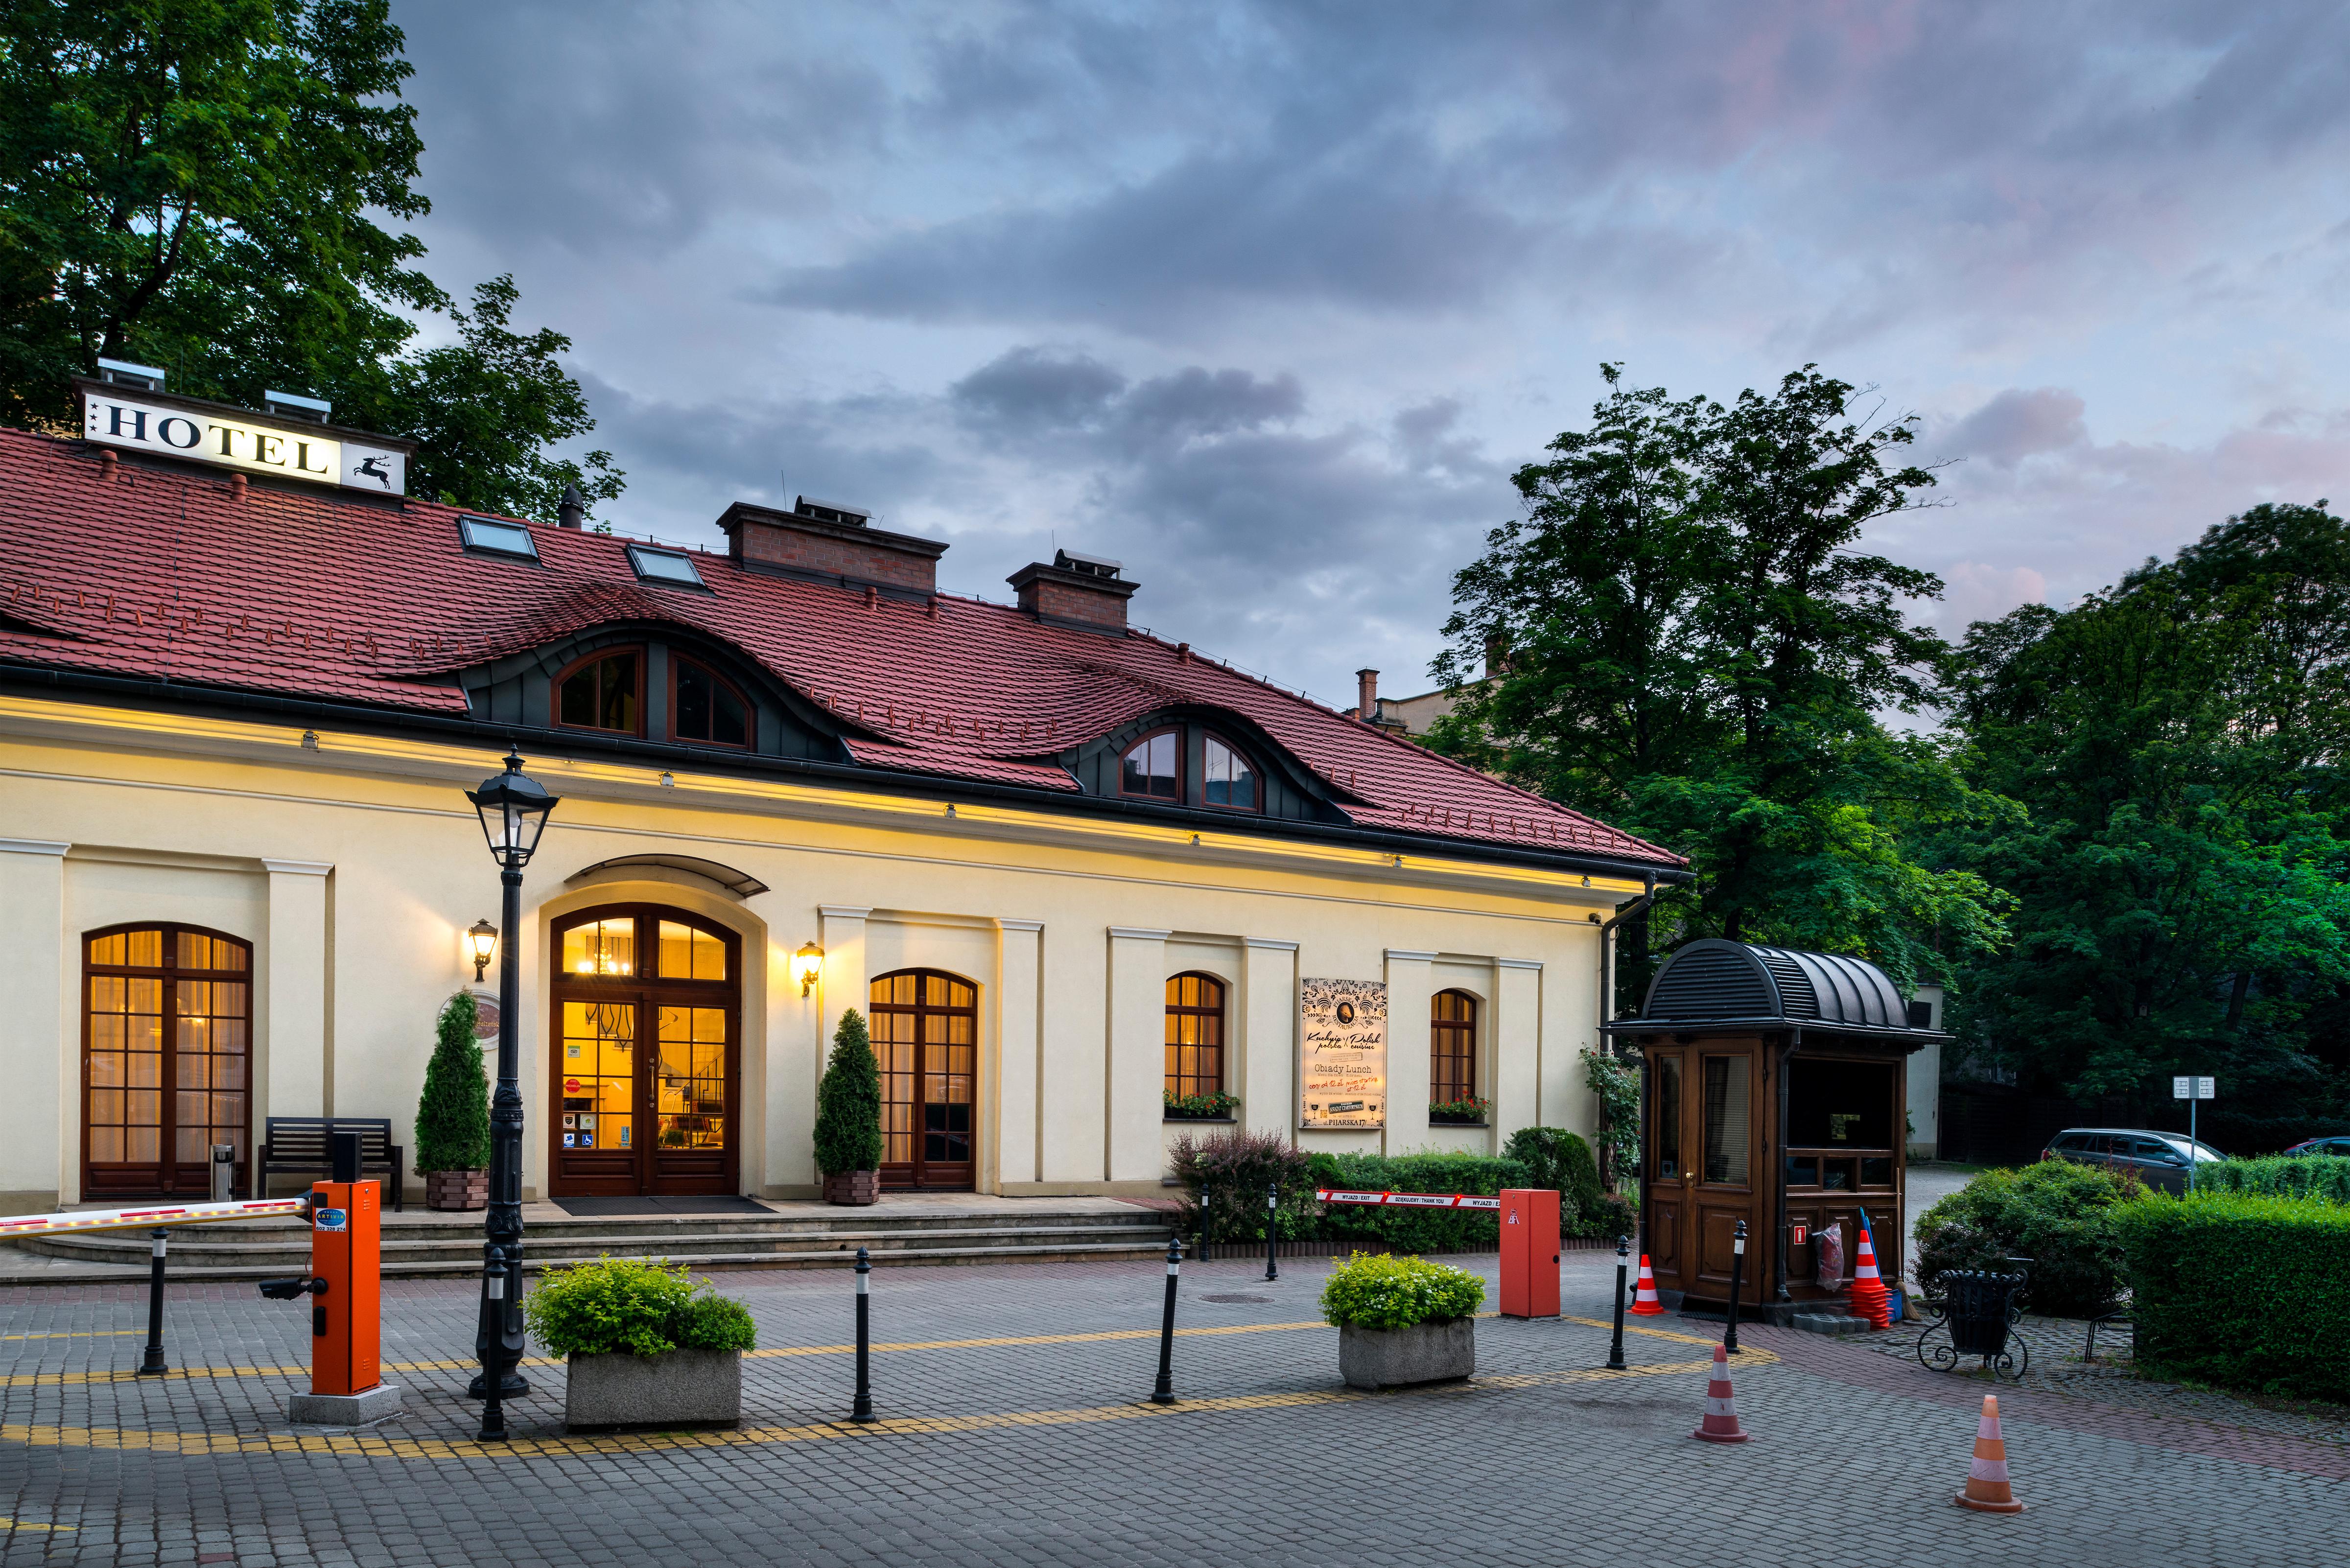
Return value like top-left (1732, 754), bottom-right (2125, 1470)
top-left (1202, 733), bottom-right (1259, 812)
top-left (869, 970), bottom-right (978, 1190)
top-left (1165, 972), bottom-right (1226, 1100)
top-left (1121, 728), bottom-right (1180, 800)
top-left (553, 648), bottom-right (643, 735)
top-left (1431, 989), bottom-right (1478, 1105)
top-left (83, 925), bottom-right (251, 1197)
top-left (671, 655), bottom-right (751, 748)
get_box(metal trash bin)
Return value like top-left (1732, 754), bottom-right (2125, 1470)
top-left (1915, 1267), bottom-right (2031, 1381)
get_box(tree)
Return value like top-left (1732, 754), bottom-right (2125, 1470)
top-left (414, 990), bottom-right (489, 1173)
top-left (813, 1008), bottom-right (883, 1177)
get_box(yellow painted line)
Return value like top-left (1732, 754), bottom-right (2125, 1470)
top-left (751, 1319), bottom-right (1331, 1357)
top-left (0, 1329), bottom-right (144, 1342)
top-left (0, 1518), bottom-right (73, 1531)
top-left (1562, 1314), bottom-right (1739, 1348)
top-left (0, 1354), bottom-right (1753, 1463)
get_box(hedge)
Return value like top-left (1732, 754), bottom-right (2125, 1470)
top-left (2117, 1192), bottom-right (2350, 1403)
top-left (1914, 1161), bottom-right (2130, 1317)
top-left (1307, 1151), bottom-right (1531, 1254)
top-left (2197, 1156), bottom-right (2350, 1205)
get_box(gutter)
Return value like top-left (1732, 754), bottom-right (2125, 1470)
top-left (1598, 871), bottom-right (1658, 1051)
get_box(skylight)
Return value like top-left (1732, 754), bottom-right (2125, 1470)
top-left (627, 544), bottom-right (706, 588)
top-left (458, 516), bottom-right (539, 561)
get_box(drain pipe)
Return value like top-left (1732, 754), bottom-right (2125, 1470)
top-left (1598, 872), bottom-right (1658, 1049)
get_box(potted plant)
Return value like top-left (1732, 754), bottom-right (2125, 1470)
top-left (1163, 1089), bottom-right (1241, 1122)
top-left (815, 1007), bottom-right (884, 1205)
top-left (1428, 1096), bottom-right (1492, 1126)
top-left (415, 991), bottom-right (491, 1210)
top-left (523, 1256), bottom-right (757, 1430)
top-left (1321, 1250), bottom-right (1484, 1390)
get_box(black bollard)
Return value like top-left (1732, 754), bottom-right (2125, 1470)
top-left (478, 1246), bottom-right (509, 1441)
top-left (1150, 1236), bottom-right (1182, 1404)
top-left (1723, 1219), bottom-right (1747, 1356)
top-left (851, 1245), bottom-right (874, 1423)
top-left (1606, 1234), bottom-right (1629, 1372)
top-left (1264, 1180), bottom-right (1279, 1283)
top-left (136, 1229), bottom-right (169, 1375)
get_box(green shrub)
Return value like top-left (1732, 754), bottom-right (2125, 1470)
top-left (1163, 1090), bottom-right (1241, 1120)
top-left (1319, 1250), bottom-right (1484, 1329)
top-left (1914, 1160), bottom-right (2130, 1317)
top-left (1586, 1192), bottom-right (1638, 1241)
top-left (414, 991), bottom-right (490, 1173)
top-left (1169, 1127), bottom-right (1319, 1241)
top-left (2118, 1192), bottom-right (2350, 1402)
top-left (2199, 1156), bottom-right (2350, 1205)
top-left (1313, 1151), bottom-right (1532, 1254)
top-left (812, 1008), bottom-right (882, 1177)
top-left (523, 1256), bottom-right (757, 1357)
top-left (1500, 1127), bottom-right (1602, 1233)
top-left (1581, 1047), bottom-right (1640, 1188)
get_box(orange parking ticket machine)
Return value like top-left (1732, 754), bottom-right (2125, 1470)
top-left (258, 1166), bottom-right (401, 1424)
top-left (1498, 1188), bottom-right (1562, 1319)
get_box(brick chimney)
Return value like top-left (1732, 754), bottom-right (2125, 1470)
top-left (1356, 668), bottom-right (1379, 723)
top-left (716, 495), bottom-right (946, 597)
top-left (1007, 548), bottom-right (1137, 634)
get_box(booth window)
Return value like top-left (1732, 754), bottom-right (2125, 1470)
top-left (1431, 989), bottom-right (1476, 1102)
top-left (1202, 733), bottom-right (1259, 812)
top-left (1653, 1054), bottom-right (1682, 1179)
top-left (554, 649), bottom-right (643, 735)
top-left (1785, 1058), bottom-right (1898, 1192)
top-left (1121, 729), bottom-right (1180, 801)
top-left (1165, 973), bottom-right (1225, 1099)
top-left (1701, 1055), bottom-right (1749, 1185)
top-left (671, 656), bottom-right (751, 748)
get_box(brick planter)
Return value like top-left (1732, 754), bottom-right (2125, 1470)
top-left (823, 1170), bottom-right (879, 1206)
top-left (564, 1348), bottom-right (741, 1430)
top-left (423, 1170), bottom-right (487, 1211)
top-left (1338, 1317), bottom-right (1476, 1390)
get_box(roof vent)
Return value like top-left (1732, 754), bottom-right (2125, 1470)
top-left (1053, 547), bottom-right (1122, 581)
top-left (95, 357), bottom-right (165, 392)
top-left (795, 495), bottom-right (870, 528)
top-left (263, 389), bottom-right (331, 423)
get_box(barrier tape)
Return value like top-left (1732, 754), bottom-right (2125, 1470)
top-left (0, 1198), bottom-right (307, 1239)
top-left (1313, 1189), bottom-right (1502, 1211)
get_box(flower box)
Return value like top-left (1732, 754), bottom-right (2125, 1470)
top-left (1338, 1318), bottom-right (1476, 1390)
top-left (564, 1347), bottom-right (741, 1430)
top-left (1426, 1113), bottom-right (1489, 1127)
top-left (823, 1170), bottom-right (880, 1206)
top-left (424, 1170), bottom-right (487, 1211)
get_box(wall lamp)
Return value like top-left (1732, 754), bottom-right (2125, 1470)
top-left (467, 918), bottom-right (499, 981)
top-left (795, 941), bottom-right (824, 997)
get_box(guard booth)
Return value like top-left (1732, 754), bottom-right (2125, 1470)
top-left (1604, 940), bottom-right (1946, 1324)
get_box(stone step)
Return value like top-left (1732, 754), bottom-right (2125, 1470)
top-left (1790, 1311), bottom-right (1874, 1337)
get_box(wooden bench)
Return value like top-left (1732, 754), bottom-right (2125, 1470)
top-left (259, 1117), bottom-right (405, 1210)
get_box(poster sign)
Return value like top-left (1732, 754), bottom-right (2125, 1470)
top-left (1300, 977), bottom-right (1386, 1129)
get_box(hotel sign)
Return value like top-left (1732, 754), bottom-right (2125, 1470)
top-left (1300, 977), bottom-right (1386, 1130)
top-left (78, 386), bottom-right (408, 494)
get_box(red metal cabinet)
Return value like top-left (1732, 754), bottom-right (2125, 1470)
top-left (1498, 1187), bottom-right (1560, 1318)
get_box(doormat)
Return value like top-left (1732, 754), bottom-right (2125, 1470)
top-left (553, 1195), bottom-right (774, 1217)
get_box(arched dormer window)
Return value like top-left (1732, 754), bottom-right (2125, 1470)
top-left (1121, 728), bottom-right (1180, 800)
top-left (671, 655), bottom-right (751, 748)
top-left (554, 648), bottom-right (643, 736)
top-left (1203, 732), bottom-right (1259, 812)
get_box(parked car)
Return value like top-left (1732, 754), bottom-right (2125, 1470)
top-left (2041, 1127), bottom-right (2225, 1194)
top-left (2282, 1136), bottom-right (2350, 1157)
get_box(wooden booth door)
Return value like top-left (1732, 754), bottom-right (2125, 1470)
top-left (82, 926), bottom-right (252, 1198)
top-left (549, 907), bottom-right (740, 1197)
top-left (1645, 1039), bottom-right (1764, 1307)
top-left (870, 970), bottom-right (977, 1191)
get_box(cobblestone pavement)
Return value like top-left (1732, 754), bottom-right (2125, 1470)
top-left (1, 1253), bottom-right (2347, 1567)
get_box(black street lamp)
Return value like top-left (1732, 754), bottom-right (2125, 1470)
top-left (465, 749), bottom-right (559, 1442)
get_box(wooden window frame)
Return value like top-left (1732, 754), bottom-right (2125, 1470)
top-left (1431, 988), bottom-right (1478, 1104)
top-left (1119, 725), bottom-right (1184, 803)
top-left (1200, 730), bottom-right (1264, 815)
top-left (868, 968), bottom-right (981, 1189)
top-left (549, 645), bottom-right (648, 738)
top-left (1164, 971), bottom-right (1227, 1099)
top-left (81, 921), bottom-right (253, 1198)
top-left (667, 653), bottom-right (754, 750)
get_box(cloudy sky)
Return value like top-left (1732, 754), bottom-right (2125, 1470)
top-left (387, 0), bottom-right (2350, 710)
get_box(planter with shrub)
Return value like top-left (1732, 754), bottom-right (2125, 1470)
top-left (1164, 1090), bottom-right (1241, 1122)
top-left (1321, 1250), bottom-right (1484, 1389)
top-left (415, 992), bottom-right (490, 1211)
top-left (815, 1008), bottom-right (883, 1205)
top-left (524, 1256), bottom-right (758, 1429)
top-left (1914, 1160), bottom-right (2132, 1318)
top-left (1428, 1097), bottom-right (1492, 1126)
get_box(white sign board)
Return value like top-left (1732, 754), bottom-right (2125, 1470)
top-left (2171, 1076), bottom-right (2216, 1100)
top-left (81, 389), bottom-right (406, 494)
top-left (1300, 977), bottom-right (1386, 1129)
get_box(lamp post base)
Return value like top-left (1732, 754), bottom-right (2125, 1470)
top-left (467, 1371), bottom-right (532, 1398)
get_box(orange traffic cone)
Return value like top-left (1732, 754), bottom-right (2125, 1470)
top-left (1848, 1219), bottom-right (1890, 1330)
top-left (1628, 1254), bottom-right (1666, 1316)
top-left (1691, 1343), bottom-right (1749, 1443)
top-left (1954, 1394), bottom-right (2025, 1512)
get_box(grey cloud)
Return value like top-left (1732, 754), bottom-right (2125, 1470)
top-left (950, 348), bottom-right (1128, 433)
top-left (1943, 389), bottom-right (2089, 469)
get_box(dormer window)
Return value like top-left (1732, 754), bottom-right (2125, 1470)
top-left (1121, 729), bottom-right (1179, 800)
top-left (554, 649), bottom-right (643, 735)
top-left (672, 656), bottom-right (750, 748)
top-left (1203, 733), bottom-right (1259, 812)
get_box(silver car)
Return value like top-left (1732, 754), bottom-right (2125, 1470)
top-left (2042, 1127), bottom-right (2225, 1194)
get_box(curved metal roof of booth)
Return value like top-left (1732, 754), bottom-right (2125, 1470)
top-left (1601, 939), bottom-right (1943, 1039)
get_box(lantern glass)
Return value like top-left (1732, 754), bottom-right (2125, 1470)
top-left (467, 919), bottom-right (499, 979)
top-left (467, 752), bottom-right (560, 870)
top-left (795, 941), bottom-right (824, 996)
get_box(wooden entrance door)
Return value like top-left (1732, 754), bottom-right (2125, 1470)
top-left (549, 906), bottom-right (740, 1197)
top-left (1644, 1038), bottom-right (1763, 1306)
top-left (869, 970), bottom-right (976, 1191)
top-left (82, 925), bottom-right (252, 1198)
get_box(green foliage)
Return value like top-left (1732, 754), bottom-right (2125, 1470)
top-left (522, 1257), bottom-right (755, 1357)
top-left (412, 991), bottom-right (487, 1173)
top-left (1586, 1191), bottom-right (1638, 1241)
top-left (812, 1008), bottom-right (882, 1177)
top-left (1311, 1151), bottom-right (1531, 1254)
top-left (1914, 1161), bottom-right (2131, 1317)
top-left (2118, 1191), bottom-right (2350, 1402)
top-left (1169, 1127), bottom-right (1318, 1242)
top-left (1580, 1047), bottom-right (1641, 1186)
top-left (1500, 1126), bottom-right (1600, 1233)
top-left (1162, 1089), bottom-right (1240, 1120)
top-left (2199, 1156), bottom-right (2350, 1205)
top-left (1318, 1251), bottom-right (1484, 1330)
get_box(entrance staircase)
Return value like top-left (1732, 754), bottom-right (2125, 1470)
top-left (0, 1198), bottom-right (1177, 1286)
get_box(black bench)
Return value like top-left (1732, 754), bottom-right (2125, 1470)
top-left (259, 1117), bottom-right (405, 1210)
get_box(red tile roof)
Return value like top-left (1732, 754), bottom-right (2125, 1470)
top-left (0, 426), bottom-right (1682, 868)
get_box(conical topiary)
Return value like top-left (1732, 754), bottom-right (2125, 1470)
top-left (814, 1007), bottom-right (884, 1186)
top-left (416, 991), bottom-right (491, 1174)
